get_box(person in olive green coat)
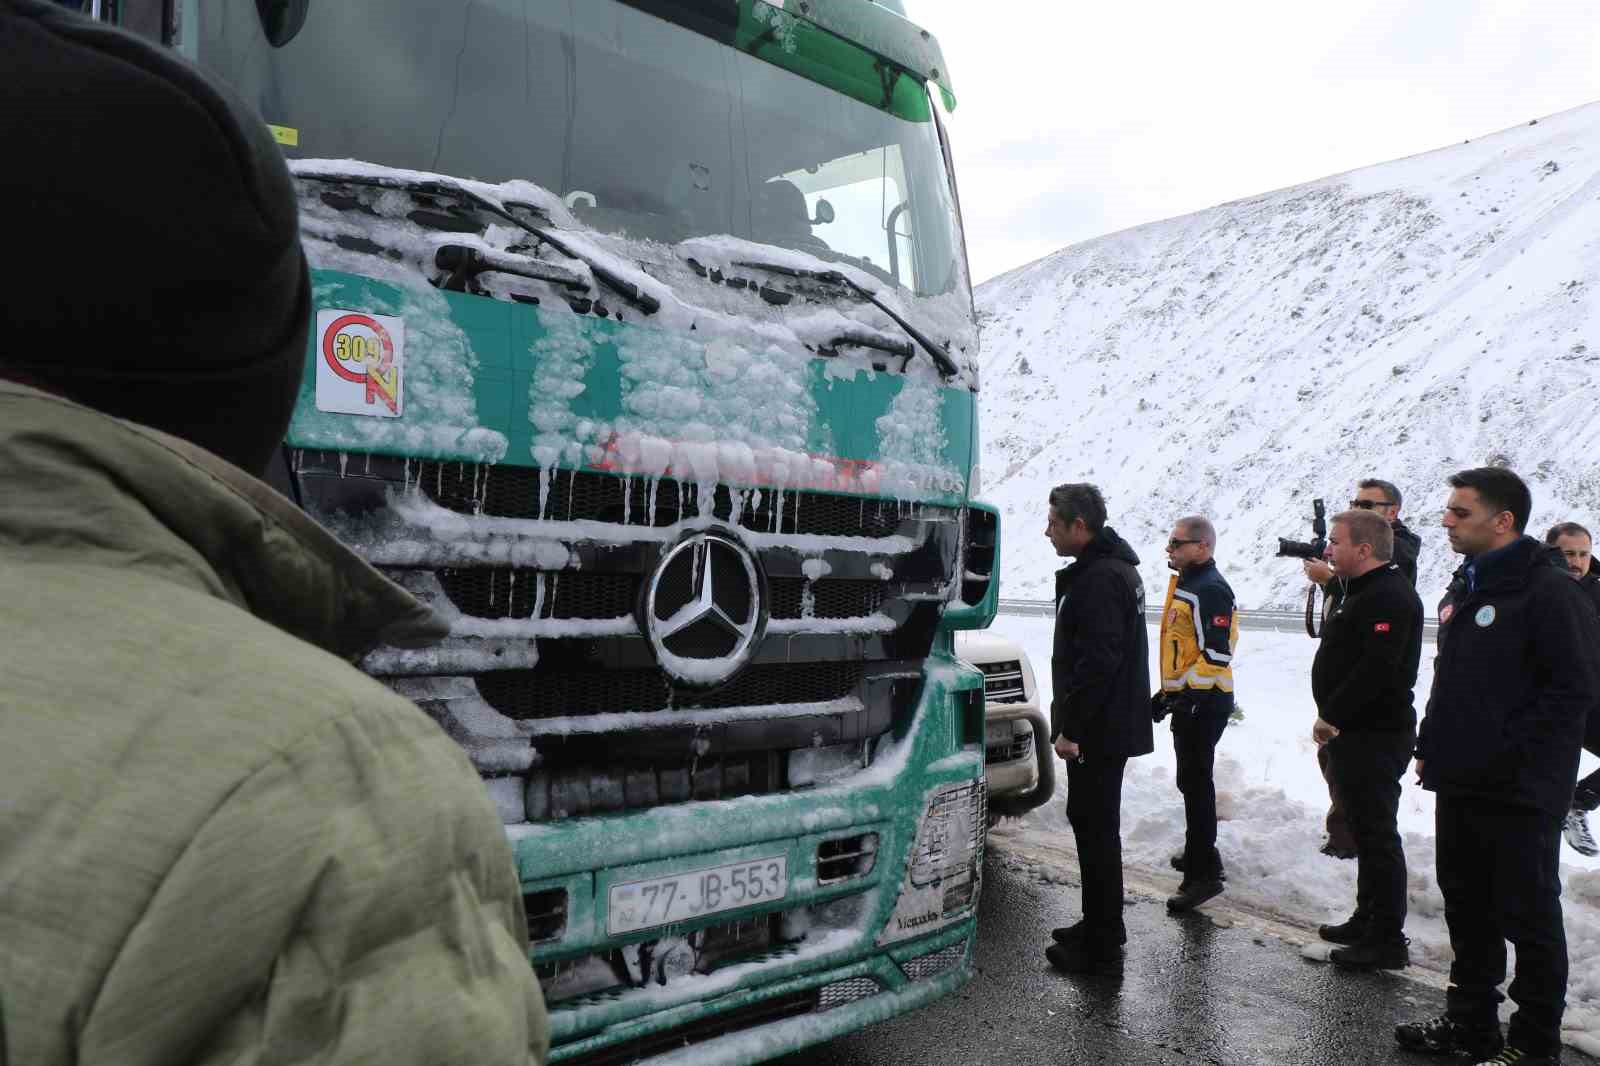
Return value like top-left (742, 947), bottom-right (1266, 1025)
top-left (0, 5), bottom-right (548, 1064)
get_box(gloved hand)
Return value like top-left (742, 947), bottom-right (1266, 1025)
top-left (1151, 692), bottom-right (1171, 723)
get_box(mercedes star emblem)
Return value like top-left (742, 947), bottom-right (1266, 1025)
top-left (643, 532), bottom-right (765, 686)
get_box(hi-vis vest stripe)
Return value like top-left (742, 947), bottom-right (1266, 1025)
top-left (1159, 572), bottom-right (1238, 693)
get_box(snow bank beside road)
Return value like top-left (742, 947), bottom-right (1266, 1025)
top-left (993, 615), bottom-right (1600, 1054)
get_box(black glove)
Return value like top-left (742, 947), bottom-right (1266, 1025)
top-left (1151, 692), bottom-right (1171, 723)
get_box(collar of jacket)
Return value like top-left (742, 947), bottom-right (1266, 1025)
top-left (1178, 557), bottom-right (1218, 584)
top-left (1390, 518), bottom-right (1419, 544)
top-left (0, 380), bottom-right (447, 660)
top-left (1460, 535), bottom-right (1554, 595)
top-left (1342, 561), bottom-right (1398, 595)
top-left (1061, 525), bottom-right (1141, 574)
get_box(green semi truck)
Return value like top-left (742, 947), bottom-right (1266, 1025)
top-left (110, 0), bottom-right (1000, 1060)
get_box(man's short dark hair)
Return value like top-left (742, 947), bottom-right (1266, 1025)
top-left (1334, 509), bottom-right (1394, 561)
top-left (1177, 515), bottom-right (1216, 550)
top-left (1049, 483), bottom-right (1107, 534)
top-left (1447, 467), bottom-right (1532, 533)
top-left (1358, 478), bottom-right (1403, 511)
top-left (1545, 521), bottom-right (1592, 545)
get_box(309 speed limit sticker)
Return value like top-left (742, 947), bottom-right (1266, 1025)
top-left (314, 309), bottom-right (404, 417)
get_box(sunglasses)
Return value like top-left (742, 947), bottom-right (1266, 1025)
top-left (1166, 538), bottom-right (1201, 550)
top-left (1349, 499), bottom-right (1395, 511)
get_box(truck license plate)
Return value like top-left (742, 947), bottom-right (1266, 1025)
top-left (608, 855), bottom-right (788, 935)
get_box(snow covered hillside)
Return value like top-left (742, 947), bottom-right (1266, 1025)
top-left (976, 102), bottom-right (1600, 609)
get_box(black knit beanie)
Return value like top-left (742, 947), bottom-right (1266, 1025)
top-left (0, 0), bottom-right (310, 478)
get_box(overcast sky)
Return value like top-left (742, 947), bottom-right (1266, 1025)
top-left (912, 0), bottom-right (1600, 285)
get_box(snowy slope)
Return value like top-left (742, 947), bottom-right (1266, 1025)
top-left (976, 102), bottom-right (1600, 608)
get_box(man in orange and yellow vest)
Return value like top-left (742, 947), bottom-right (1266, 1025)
top-left (1156, 515), bottom-right (1239, 913)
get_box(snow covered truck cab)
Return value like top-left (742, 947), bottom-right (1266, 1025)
top-left (149, 0), bottom-right (998, 1061)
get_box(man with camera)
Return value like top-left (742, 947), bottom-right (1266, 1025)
top-left (1156, 515), bottom-right (1238, 913)
top-left (1543, 521), bottom-right (1600, 858)
top-left (1307, 509), bottom-right (1423, 971)
top-left (1043, 483), bottom-right (1153, 978)
top-left (1395, 468), bottom-right (1600, 1065)
top-left (1299, 479), bottom-right (1421, 859)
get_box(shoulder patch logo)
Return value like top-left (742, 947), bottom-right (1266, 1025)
top-left (1213, 614), bottom-right (1230, 627)
top-left (1374, 622), bottom-right (1391, 633)
top-left (1474, 605), bottom-right (1496, 628)
top-left (1439, 604), bottom-right (1455, 624)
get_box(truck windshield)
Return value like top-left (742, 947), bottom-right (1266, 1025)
top-left (196, 0), bottom-right (969, 300)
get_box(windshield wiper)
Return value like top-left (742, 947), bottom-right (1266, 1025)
top-left (731, 260), bottom-right (960, 378)
top-left (295, 170), bottom-right (661, 315)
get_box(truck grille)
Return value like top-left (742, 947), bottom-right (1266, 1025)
top-left (477, 661), bottom-right (863, 719)
top-left (433, 567), bottom-right (886, 623)
top-left (417, 459), bottom-right (939, 538)
top-left (291, 450), bottom-right (961, 822)
top-left (976, 659), bottom-right (1026, 704)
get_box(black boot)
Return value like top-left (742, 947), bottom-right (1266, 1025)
top-left (1394, 1014), bottom-right (1504, 1058)
top-left (1317, 915), bottom-right (1370, 945)
top-left (1166, 878), bottom-right (1224, 913)
top-left (1329, 933), bottom-right (1408, 971)
top-left (1051, 920), bottom-right (1127, 946)
top-left (1045, 940), bottom-right (1124, 979)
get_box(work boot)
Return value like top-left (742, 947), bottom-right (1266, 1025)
top-left (1471, 1045), bottom-right (1561, 1065)
top-left (1045, 940), bottom-right (1124, 979)
top-left (1394, 1014), bottom-right (1504, 1059)
top-left (1329, 934), bottom-right (1409, 971)
top-left (1051, 920), bottom-right (1126, 946)
top-left (1166, 878), bottom-right (1224, 913)
top-left (1563, 808), bottom-right (1598, 857)
top-left (1317, 915), bottom-right (1370, 945)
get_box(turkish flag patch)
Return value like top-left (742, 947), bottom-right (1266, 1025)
top-left (1213, 615), bottom-right (1230, 627)
top-left (1374, 622), bottom-right (1391, 633)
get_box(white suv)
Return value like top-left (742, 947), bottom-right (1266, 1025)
top-left (955, 631), bottom-right (1053, 823)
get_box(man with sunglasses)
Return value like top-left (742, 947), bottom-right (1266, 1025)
top-left (1156, 515), bottom-right (1238, 913)
top-left (1303, 479), bottom-right (1421, 859)
top-left (1394, 468), bottom-right (1600, 1065)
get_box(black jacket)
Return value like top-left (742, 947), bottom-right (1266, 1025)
top-left (1579, 569), bottom-right (1600, 620)
top-left (1051, 527), bottom-right (1154, 759)
top-left (1418, 536), bottom-right (1600, 816)
top-left (1311, 563), bottom-right (1423, 733)
top-left (1391, 519), bottom-right (1421, 587)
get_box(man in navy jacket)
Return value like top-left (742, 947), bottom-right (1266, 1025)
top-left (1396, 469), bottom-right (1600, 1065)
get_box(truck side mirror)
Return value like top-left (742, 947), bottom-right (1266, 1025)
top-left (256, 0), bottom-right (310, 47)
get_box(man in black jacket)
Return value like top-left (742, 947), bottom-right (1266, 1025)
top-left (1395, 468), bottom-right (1600, 1065)
top-left (1544, 521), bottom-right (1600, 858)
top-left (1043, 483), bottom-right (1153, 978)
top-left (1303, 478), bottom-right (1421, 859)
top-left (1307, 509), bottom-right (1423, 971)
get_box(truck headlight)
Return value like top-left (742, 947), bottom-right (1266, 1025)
top-left (877, 778), bottom-right (986, 944)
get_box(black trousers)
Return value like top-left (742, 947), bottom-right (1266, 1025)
top-left (1065, 754), bottom-right (1130, 951)
top-left (1323, 729), bottom-right (1413, 936)
top-left (1436, 794), bottom-right (1567, 1054)
top-left (1578, 710), bottom-right (1600, 809)
top-left (1171, 700), bottom-right (1232, 880)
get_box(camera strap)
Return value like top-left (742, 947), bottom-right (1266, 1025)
top-left (1304, 584), bottom-right (1320, 638)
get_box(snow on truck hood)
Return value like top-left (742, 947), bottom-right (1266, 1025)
top-left (288, 159), bottom-right (976, 504)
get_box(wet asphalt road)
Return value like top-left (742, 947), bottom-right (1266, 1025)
top-left (775, 845), bottom-right (1600, 1066)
